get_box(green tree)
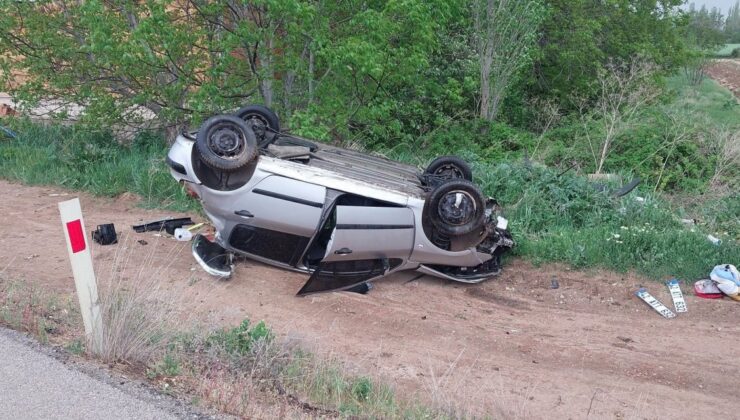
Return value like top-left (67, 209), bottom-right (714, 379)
top-left (0, 0), bottom-right (461, 141)
top-left (527, 0), bottom-right (687, 106)
top-left (685, 3), bottom-right (726, 48)
top-left (473, 0), bottom-right (546, 121)
top-left (725, 1), bottom-right (740, 42)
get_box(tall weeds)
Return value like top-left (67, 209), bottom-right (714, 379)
top-left (95, 234), bottom-right (189, 364)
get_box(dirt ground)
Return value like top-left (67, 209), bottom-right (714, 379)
top-left (707, 59), bottom-right (740, 99)
top-left (1, 180), bottom-right (738, 419)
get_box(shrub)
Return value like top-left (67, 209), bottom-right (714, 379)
top-left (206, 319), bottom-right (273, 356)
top-left (386, 119), bottom-right (536, 164)
top-left (474, 161), bottom-right (738, 280)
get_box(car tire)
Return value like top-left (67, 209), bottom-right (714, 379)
top-left (234, 104), bottom-right (280, 147)
top-left (195, 115), bottom-right (258, 172)
top-left (425, 180), bottom-right (486, 237)
top-left (424, 156), bottom-right (473, 181)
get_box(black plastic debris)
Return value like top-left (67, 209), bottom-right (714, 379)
top-left (92, 223), bottom-right (118, 245)
top-left (347, 282), bottom-right (373, 295)
top-left (133, 217), bottom-right (194, 235)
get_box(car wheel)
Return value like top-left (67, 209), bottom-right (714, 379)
top-left (425, 156), bottom-right (473, 181)
top-left (234, 104), bottom-right (280, 147)
top-left (425, 180), bottom-right (486, 237)
top-left (196, 115), bottom-right (258, 172)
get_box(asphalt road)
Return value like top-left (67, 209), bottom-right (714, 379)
top-left (0, 328), bottom-right (185, 420)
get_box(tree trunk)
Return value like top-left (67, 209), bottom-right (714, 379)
top-left (259, 36), bottom-right (274, 107)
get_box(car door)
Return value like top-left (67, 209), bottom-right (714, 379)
top-left (297, 205), bottom-right (415, 295)
top-left (227, 175), bottom-right (326, 266)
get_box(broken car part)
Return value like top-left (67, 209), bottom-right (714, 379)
top-left (92, 223), bottom-right (117, 245)
top-left (133, 217), bottom-right (194, 235)
top-left (166, 105), bottom-right (514, 295)
top-left (192, 234), bottom-right (233, 278)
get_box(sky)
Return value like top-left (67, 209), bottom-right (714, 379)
top-left (682, 0), bottom-right (738, 14)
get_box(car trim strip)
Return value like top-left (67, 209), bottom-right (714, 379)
top-left (165, 156), bottom-right (187, 175)
top-left (252, 188), bottom-right (324, 208)
top-left (335, 224), bottom-right (414, 230)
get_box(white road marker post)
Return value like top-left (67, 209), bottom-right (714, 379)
top-left (59, 198), bottom-right (103, 354)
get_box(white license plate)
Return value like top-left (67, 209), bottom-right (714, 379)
top-left (666, 279), bottom-right (687, 313)
top-left (635, 288), bottom-right (676, 319)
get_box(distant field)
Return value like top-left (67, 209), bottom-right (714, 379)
top-left (666, 73), bottom-right (740, 128)
top-left (716, 43), bottom-right (740, 56)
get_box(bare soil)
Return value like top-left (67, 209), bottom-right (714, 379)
top-left (707, 59), bottom-right (740, 98)
top-left (1, 180), bottom-right (738, 419)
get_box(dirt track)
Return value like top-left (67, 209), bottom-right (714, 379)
top-left (2, 180), bottom-right (738, 419)
top-left (707, 59), bottom-right (740, 99)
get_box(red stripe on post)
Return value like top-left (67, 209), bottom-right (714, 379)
top-left (66, 219), bottom-right (86, 253)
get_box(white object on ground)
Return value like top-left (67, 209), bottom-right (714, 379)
top-left (666, 279), bottom-right (687, 313)
top-left (58, 198), bottom-right (103, 353)
top-left (174, 228), bottom-right (193, 241)
top-left (707, 235), bottom-right (721, 245)
top-left (710, 264), bottom-right (740, 297)
top-left (496, 216), bottom-right (508, 230)
top-left (635, 288), bottom-right (676, 319)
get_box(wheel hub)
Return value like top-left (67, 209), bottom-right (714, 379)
top-left (437, 191), bottom-right (476, 226)
top-left (209, 125), bottom-right (244, 158)
top-left (434, 164), bottom-right (463, 179)
top-left (245, 116), bottom-right (267, 138)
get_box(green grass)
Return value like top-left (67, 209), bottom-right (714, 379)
top-left (180, 318), bottom-right (445, 418)
top-left (481, 163), bottom-right (738, 281)
top-left (665, 74), bottom-right (740, 128)
top-left (382, 147), bottom-right (738, 282)
top-left (715, 43), bottom-right (740, 57)
top-left (0, 118), bottom-right (195, 211)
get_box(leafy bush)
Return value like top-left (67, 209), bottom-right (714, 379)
top-left (384, 119), bottom-right (536, 164)
top-left (206, 319), bottom-right (272, 356)
top-left (474, 161), bottom-right (738, 280)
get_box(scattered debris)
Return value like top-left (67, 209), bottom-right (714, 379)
top-left (346, 282), bottom-right (373, 295)
top-left (693, 279), bottom-right (724, 299)
top-left (0, 104), bottom-right (16, 117)
top-left (191, 234), bottom-right (233, 278)
top-left (635, 288), bottom-right (676, 318)
top-left (174, 223), bottom-right (205, 241)
top-left (666, 279), bottom-right (687, 313)
top-left (710, 264), bottom-right (740, 301)
top-left (0, 123), bottom-right (17, 139)
top-left (92, 223), bottom-right (118, 245)
top-left (133, 217), bottom-right (194, 235)
top-left (137, 239), bottom-right (148, 246)
top-left (706, 235), bottom-right (721, 245)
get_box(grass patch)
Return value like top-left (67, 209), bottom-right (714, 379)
top-left (478, 162), bottom-right (738, 281)
top-left (171, 318), bottom-right (442, 418)
top-left (0, 276), bottom-right (81, 343)
top-left (715, 43), bottom-right (740, 57)
top-left (665, 74), bottom-right (740, 128)
top-left (0, 118), bottom-right (195, 211)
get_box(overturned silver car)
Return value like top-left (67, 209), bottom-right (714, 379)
top-left (166, 105), bottom-right (513, 295)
